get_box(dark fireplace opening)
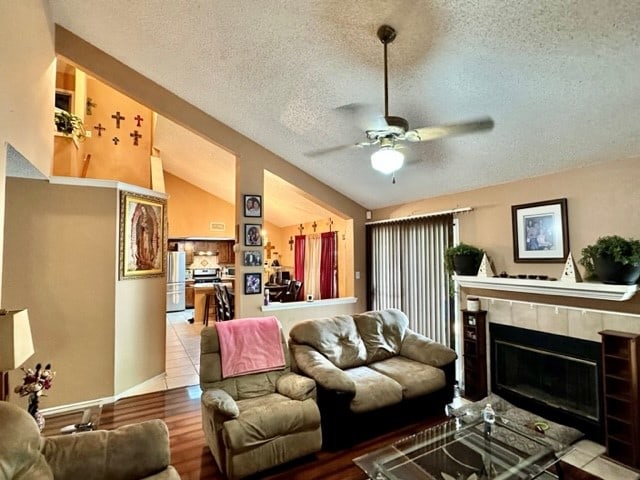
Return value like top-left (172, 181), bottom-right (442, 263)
top-left (490, 323), bottom-right (603, 442)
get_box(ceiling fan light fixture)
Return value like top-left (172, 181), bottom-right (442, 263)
top-left (371, 147), bottom-right (404, 175)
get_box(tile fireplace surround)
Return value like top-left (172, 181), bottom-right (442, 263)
top-left (478, 298), bottom-right (640, 343)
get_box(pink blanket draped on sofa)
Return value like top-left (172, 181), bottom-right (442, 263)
top-left (216, 316), bottom-right (286, 378)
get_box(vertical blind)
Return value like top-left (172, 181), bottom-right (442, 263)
top-left (367, 214), bottom-right (453, 346)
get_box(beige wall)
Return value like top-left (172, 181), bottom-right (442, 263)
top-left (3, 179), bottom-right (116, 407)
top-left (2, 178), bottom-right (166, 408)
top-left (164, 172), bottom-right (236, 239)
top-left (374, 157), bottom-right (640, 314)
top-left (0, 1), bottom-right (55, 300)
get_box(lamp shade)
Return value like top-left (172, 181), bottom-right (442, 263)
top-left (371, 147), bottom-right (404, 175)
top-left (0, 309), bottom-right (34, 371)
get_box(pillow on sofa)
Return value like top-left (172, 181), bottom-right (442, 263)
top-left (353, 309), bottom-right (408, 363)
top-left (450, 393), bottom-right (583, 451)
top-left (289, 315), bottom-right (367, 369)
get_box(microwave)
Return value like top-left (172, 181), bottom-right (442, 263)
top-left (226, 267), bottom-right (235, 276)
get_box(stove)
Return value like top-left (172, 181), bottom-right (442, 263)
top-left (193, 268), bottom-right (220, 284)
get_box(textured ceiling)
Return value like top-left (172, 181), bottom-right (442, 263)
top-left (50, 1), bottom-right (640, 210)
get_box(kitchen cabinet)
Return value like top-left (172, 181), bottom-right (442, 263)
top-left (462, 309), bottom-right (487, 401)
top-left (599, 330), bottom-right (640, 468)
top-left (170, 239), bottom-right (235, 266)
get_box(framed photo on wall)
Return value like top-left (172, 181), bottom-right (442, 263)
top-left (512, 198), bottom-right (568, 263)
top-left (244, 272), bottom-right (262, 295)
top-left (119, 191), bottom-right (167, 278)
top-left (243, 250), bottom-right (263, 266)
top-left (244, 194), bottom-right (262, 217)
top-left (244, 224), bottom-right (262, 246)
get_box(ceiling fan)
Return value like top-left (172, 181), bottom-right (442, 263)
top-left (307, 25), bottom-right (494, 182)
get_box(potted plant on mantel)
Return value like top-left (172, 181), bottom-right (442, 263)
top-left (579, 235), bottom-right (640, 285)
top-left (444, 243), bottom-right (484, 276)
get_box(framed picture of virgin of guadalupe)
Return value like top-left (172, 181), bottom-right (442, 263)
top-left (119, 191), bottom-right (167, 279)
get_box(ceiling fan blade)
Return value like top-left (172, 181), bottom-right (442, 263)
top-left (304, 141), bottom-right (372, 158)
top-left (405, 117), bottom-right (494, 142)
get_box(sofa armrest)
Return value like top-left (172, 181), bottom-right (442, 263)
top-left (42, 419), bottom-right (172, 480)
top-left (290, 344), bottom-right (356, 394)
top-left (202, 388), bottom-right (240, 418)
top-left (400, 331), bottom-right (457, 367)
top-left (277, 372), bottom-right (317, 401)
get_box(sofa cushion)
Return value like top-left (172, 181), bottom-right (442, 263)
top-left (368, 357), bottom-right (446, 399)
top-left (353, 309), bottom-right (408, 363)
top-left (289, 315), bottom-right (367, 369)
top-left (224, 394), bottom-right (321, 451)
top-left (344, 366), bottom-right (404, 413)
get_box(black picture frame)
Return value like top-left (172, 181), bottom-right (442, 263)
top-left (243, 250), bottom-right (263, 266)
top-left (511, 198), bottom-right (569, 263)
top-left (243, 194), bottom-right (262, 218)
top-left (244, 224), bottom-right (262, 246)
top-left (244, 272), bottom-right (262, 295)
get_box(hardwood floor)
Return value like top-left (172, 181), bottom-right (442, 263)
top-left (42, 386), bottom-right (601, 480)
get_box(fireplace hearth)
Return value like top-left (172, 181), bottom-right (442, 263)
top-left (490, 323), bottom-right (603, 441)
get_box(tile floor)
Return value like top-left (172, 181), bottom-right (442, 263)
top-left (123, 312), bottom-right (640, 480)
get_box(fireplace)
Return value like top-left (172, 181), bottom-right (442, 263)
top-left (490, 323), bottom-right (603, 441)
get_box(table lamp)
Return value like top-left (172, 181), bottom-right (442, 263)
top-left (0, 309), bottom-right (34, 401)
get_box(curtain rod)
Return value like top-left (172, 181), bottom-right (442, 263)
top-left (365, 207), bottom-right (473, 226)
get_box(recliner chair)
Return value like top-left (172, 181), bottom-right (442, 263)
top-left (199, 322), bottom-right (322, 479)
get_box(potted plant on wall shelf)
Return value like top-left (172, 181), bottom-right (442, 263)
top-left (579, 235), bottom-right (640, 285)
top-left (54, 107), bottom-right (86, 142)
top-left (444, 243), bottom-right (484, 276)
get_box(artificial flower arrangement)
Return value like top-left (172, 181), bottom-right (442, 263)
top-left (15, 362), bottom-right (55, 428)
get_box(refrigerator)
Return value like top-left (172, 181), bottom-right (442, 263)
top-left (166, 251), bottom-right (186, 312)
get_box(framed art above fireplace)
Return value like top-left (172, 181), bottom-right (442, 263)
top-left (511, 198), bottom-right (568, 263)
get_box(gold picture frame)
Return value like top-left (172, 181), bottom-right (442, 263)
top-left (119, 191), bottom-right (167, 279)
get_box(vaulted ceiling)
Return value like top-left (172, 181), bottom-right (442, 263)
top-left (50, 1), bottom-right (640, 213)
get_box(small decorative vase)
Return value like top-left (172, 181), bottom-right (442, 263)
top-left (27, 393), bottom-right (45, 432)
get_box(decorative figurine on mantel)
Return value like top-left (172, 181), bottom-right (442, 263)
top-left (560, 252), bottom-right (582, 283)
top-left (477, 253), bottom-right (495, 278)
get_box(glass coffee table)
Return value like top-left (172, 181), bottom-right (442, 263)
top-left (354, 418), bottom-right (564, 480)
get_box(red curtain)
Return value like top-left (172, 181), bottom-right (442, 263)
top-left (294, 235), bottom-right (306, 295)
top-left (320, 231), bottom-right (338, 299)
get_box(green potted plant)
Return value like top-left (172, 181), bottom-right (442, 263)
top-left (579, 235), bottom-right (640, 285)
top-left (54, 107), bottom-right (86, 141)
top-left (444, 243), bottom-right (484, 276)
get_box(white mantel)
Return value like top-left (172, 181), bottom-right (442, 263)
top-left (455, 275), bottom-right (638, 302)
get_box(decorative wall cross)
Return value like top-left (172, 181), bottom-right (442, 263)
top-left (312, 221), bottom-right (317, 232)
top-left (327, 217), bottom-right (334, 232)
top-left (264, 241), bottom-right (276, 259)
top-left (297, 224), bottom-right (304, 235)
top-left (134, 114), bottom-right (144, 127)
top-left (93, 123), bottom-right (106, 136)
top-left (111, 111), bottom-right (126, 128)
top-left (86, 97), bottom-right (97, 115)
top-left (289, 236), bottom-right (294, 251)
top-left (130, 130), bottom-right (142, 146)
top-left (112, 136), bottom-right (120, 145)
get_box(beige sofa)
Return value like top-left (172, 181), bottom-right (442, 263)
top-left (289, 308), bottom-right (458, 447)
top-left (200, 324), bottom-right (322, 479)
top-left (0, 401), bottom-right (180, 480)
